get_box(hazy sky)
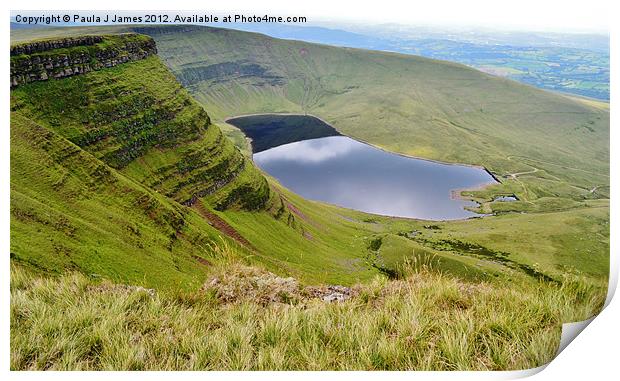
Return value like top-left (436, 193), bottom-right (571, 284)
top-left (258, 0), bottom-right (611, 33)
top-left (142, 0), bottom-right (610, 33)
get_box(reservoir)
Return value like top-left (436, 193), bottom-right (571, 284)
top-left (228, 115), bottom-right (497, 220)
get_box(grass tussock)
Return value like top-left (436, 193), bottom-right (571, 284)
top-left (10, 261), bottom-right (606, 371)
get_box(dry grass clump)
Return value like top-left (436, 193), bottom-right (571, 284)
top-left (203, 263), bottom-right (358, 305)
top-left (204, 264), bottom-right (300, 304)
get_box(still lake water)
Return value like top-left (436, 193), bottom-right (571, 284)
top-left (254, 136), bottom-right (497, 220)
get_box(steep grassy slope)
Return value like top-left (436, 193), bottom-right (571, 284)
top-left (11, 46), bottom-right (269, 211)
top-left (9, 34), bottom-right (441, 286)
top-left (10, 112), bottom-right (231, 289)
top-left (10, 28), bottom-right (609, 287)
top-left (12, 103), bottom-right (508, 286)
top-left (10, 35), bottom-right (273, 288)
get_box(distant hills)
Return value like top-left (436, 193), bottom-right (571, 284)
top-left (231, 23), bottom-right (610, 100)
top-left (11, 21), bottom-right (609, 99)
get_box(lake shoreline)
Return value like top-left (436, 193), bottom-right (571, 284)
top-left (225, 112), bottom-right (500, 205)
top-left (225, 112), bottom-right (499, 174)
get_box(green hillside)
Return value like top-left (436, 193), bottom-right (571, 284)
top-left (10, 111), bottom-right (226, 290)
top-left (10, 34), bottom-right (271, 289)
top-left (132, 24), bottom-right (609, 282)
top-left (10, 33), bottom-right (475, 286)
top-left (11, 36), bottom-right (269, 211)
top-left (9, 27), bottom-right (609, 371)
top-left (140, 26), bottom-right (608, 205)
top-left (10, 27), bottom-right (609, 286)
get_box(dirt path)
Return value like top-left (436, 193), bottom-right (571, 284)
top-left (283, 198), bottom-right (308, 222)
top-left (506, 155), bottom-right (607, 178)
top-left (193, 201), bottom-right (257, 251)
top-left (506, 167), bottom-right (539, 178)
top-left (272, 188), bottom-right (325, 230)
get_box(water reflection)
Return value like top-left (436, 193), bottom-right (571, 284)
top-left (494, 195), bottom-right (518, 202)
top-left (254, 136), bottom-right (496, 220)
top-left (257, 136), bottom-right (358, 163)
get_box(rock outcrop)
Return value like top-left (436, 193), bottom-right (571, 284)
top-left (10, 34), bottom-right (157, 88)
top-left (202, 264), bottom-right (358, 305)
top-left (10, 36), bottom-right (105, 56)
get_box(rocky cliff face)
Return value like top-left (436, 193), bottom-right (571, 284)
top-left (10, 34), bottom-right (157, 88)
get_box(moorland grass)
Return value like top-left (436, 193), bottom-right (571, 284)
top-left (10, 259), bottom-right (606, 371)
